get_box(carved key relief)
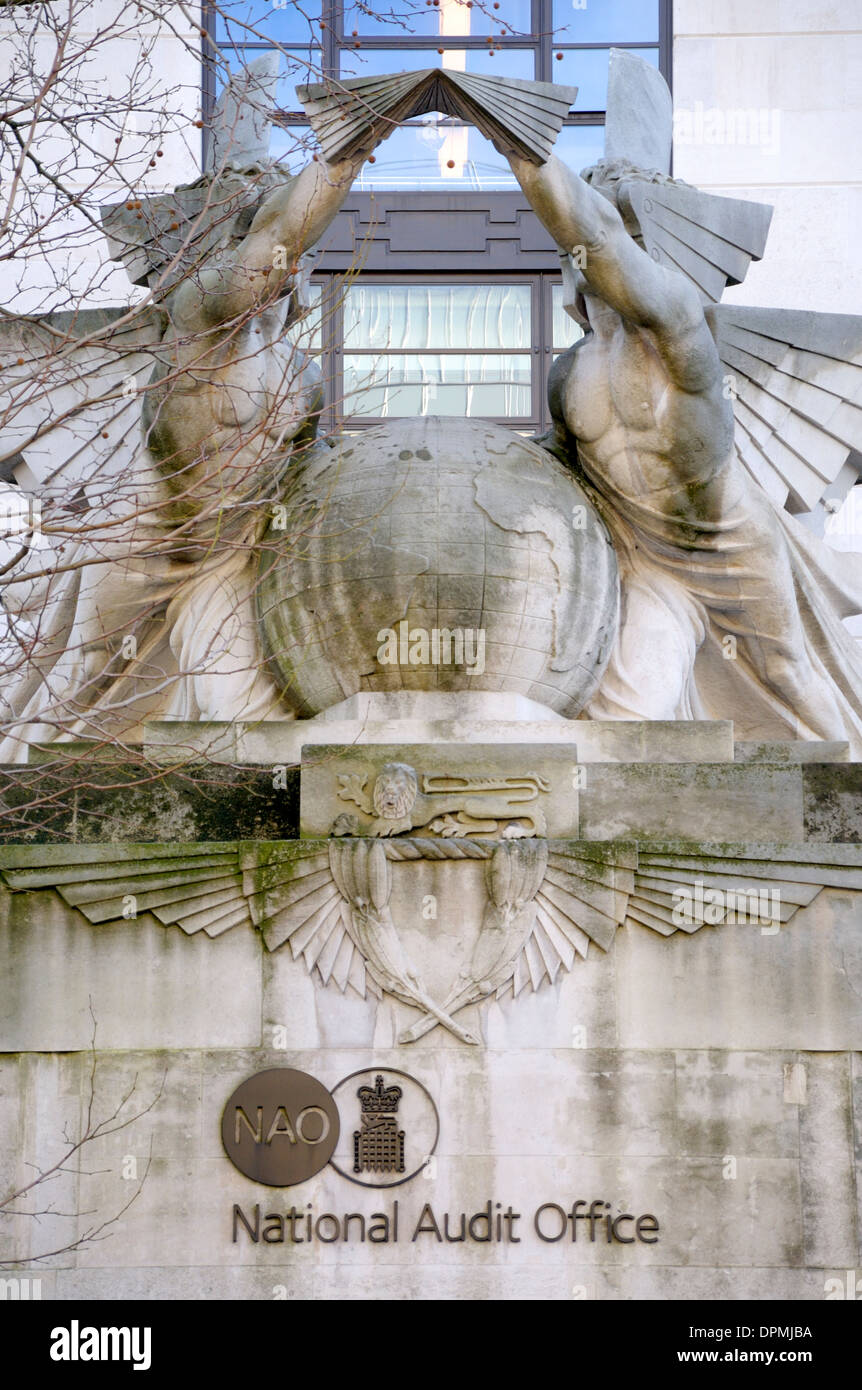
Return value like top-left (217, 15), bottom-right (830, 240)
top-left (332, 763), bottom-right (552, 838)
top-left (299, 744), bottom-right (579, 840)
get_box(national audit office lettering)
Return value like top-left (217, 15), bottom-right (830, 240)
top-left (222, 1067), bottom-right (661, 1248)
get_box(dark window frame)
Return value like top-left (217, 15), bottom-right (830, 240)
top-left (201, 2), bottom-right (671, 427)
top-left (312, 268), bottom-right (578, 433)
top-left (203, 1), bottom-right (672, 134)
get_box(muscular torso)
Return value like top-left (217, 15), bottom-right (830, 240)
top-left (141, 301), bottom-right (321, 539)
top-left (559, 313), bottom-right (741, 549)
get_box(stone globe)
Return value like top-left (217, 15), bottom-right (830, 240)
top-left (258, 416), bottom-right (618, 717)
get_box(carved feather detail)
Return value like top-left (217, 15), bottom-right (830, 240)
top-left (623, 182), bottom-right (772, 305)
top-left (710, 306), bottom-right (862, 512)
top-left (2, 840), bottom-right (861, 1030)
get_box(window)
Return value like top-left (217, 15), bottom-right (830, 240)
top-left (205, 1), bottom-right (668, 187)
top-left (342, 280), bottom-right (533, 419)
top-left (300, 273), bottom-right (582, 431)
top-left (203, 2), bottom-right (668, 430)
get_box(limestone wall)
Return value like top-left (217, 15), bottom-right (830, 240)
top-left (673, 0), bottom-right (862, 315)
top-left (1, 852), bottom-right (860, 1300)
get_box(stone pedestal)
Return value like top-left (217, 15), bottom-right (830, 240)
top-left (1, 721), bottom-right (860, 1301)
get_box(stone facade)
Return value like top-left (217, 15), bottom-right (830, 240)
top-left (1, 732), bottom-right (860, 1301)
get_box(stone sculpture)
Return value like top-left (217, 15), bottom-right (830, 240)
top-left (2, 53), bottom-right (862, 758)
top-left (499, 63), bottom-right (862, 746)
top-left (3, 835), bottom-right (859, 1043)
top-left (295, 52), bottom-right (862, 748)
top-left (256, 416), bottom-right (619, 717)
top-left (0, 58), bottom-right (381, 758)
top-left (332, 761), bottom-right (552, 838)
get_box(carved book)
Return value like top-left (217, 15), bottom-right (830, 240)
top-left (296, 69), bottom-right (578, 165)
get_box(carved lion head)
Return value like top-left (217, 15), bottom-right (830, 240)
top-left (372, 763), bottom-right (418, 820)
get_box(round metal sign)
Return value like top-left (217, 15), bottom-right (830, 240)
top-left (221, 1068), bottom-right (340, 1187)
top-left (329, 1067), bottom-right (439, 1189)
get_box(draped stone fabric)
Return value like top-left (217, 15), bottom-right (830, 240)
top-left (583, 442), bottom-right (862, 751)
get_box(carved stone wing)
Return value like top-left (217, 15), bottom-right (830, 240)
top-left (0, 840), bottom-right (377, 1000)
top-left (622, 181), bottom-right (773, 306)
top-left (0, 842), bottom-right (254, 937)
top-left (499, 840), bottom-right (862, 996)
top-left (3, 840), bottom-right (860, 1033)
top-left (0, 311), bottom-right (161, 503)
top-left (710, 305), bottom-right (862, 512)
top-left (626, 842), bottom-right (862, 937)
top-left (241, 842), bottom-right (378, 1000)
top-left (600, 49), bottom-right (773, 305)
top-left (501, 842), bottom-right (636, 998)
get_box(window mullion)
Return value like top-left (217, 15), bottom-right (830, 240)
top-left (321, 0), bottom-right (338, 73)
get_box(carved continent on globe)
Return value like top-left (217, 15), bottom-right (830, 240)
top-left (258, 417), bottom-right (619, 717)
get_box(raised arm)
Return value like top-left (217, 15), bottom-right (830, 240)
top-left (509, 153), bottom-right (721, 392)
top-left (172, 153), bottom-right (363, 331)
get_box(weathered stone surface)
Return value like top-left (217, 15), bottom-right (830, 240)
top-left (206, 52), bottom-right (280, 173)
top-left (47, 1262), bottom-right (849, 1302)
top-left (1, 1043), bottom-right (856, 1292)
top-left (145, 714), bottom-right (736, 765)
top-left (0, 761), bottom-right (299, 844)
top-left (300, 743), bottom-right (579, 839)
top-left (803, 765), bottom-right (862, 841)
top-left (798, 1054), bottom-right (858, 1268)
top-left (592, 1267), bottom-right (846, 1302)
top-left (2, 836), bottom-right (860, 1057)
top-left (852, 1051), bottom-right (862, 1267)
top-left (257, 418), bottom-right (619, 719)
top-left (615, 889), bottom-right (862, 1050)
top-left (673, 1051), bottom-right (801, 1158)
top-left (0, 891), bottom-right (262, 1051)
top-left (317, 693), bottom-right (566, 725)
top-left (0, 1054), bottom-right (82, 1270)
top-left (13, 752), bottom-right (861, 848)
top-left (736, 741), bottom-right (850, 763)
top-left (579, 764), bottom-right (805, 841)
top-left (604, 47), bottom-right (673, 173)
top-left (577, 721), bottom-right (734, 764)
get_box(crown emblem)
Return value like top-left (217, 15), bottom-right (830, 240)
top-left (357, 1075), bottom-right (402, 1114)
top-left (354, 1075), bottom-right (405, 1175)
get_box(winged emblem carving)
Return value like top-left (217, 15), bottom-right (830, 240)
top-left (2, 838), bottom-right (860, 1044)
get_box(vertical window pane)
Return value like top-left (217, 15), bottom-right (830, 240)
top-left (552, 0), bottom-right (660, 43)
top-left (552, 284), bottom-right (584, 350)
top-left (215, 0), bottom-right (319, 44)
top-left (553, 124), bottom-right (605, 173)
top-left (284, 283), bottom-right (323, 352)
top-left (343, 0), bottom-right (533, 37)
top-left (343, 285), bottom-right (531, 349)
top-left (352, 122), bottom-right (518, 190)
top-left (555, 46), bottom-right (659, 108)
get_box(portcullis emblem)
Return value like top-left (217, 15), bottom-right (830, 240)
top-left (354, 1075), bottom-right (405, 1176)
